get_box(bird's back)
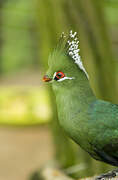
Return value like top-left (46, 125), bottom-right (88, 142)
top-left (86, 99), bottom-right (118, 166)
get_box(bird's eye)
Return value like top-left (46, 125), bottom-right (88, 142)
top-left (54, 71), bottom-right (65, 81)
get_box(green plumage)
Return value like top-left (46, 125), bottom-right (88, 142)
top-left (44, 31), bottom-right (118, 177)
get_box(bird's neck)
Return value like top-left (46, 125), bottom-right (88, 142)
top-left (53, 73), bottom-right (96, 138)
top-left (55, 74), bottom-right (96, 109)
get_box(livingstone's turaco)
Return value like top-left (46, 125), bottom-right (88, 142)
top-left (43, 31), bottom-right (118, 180)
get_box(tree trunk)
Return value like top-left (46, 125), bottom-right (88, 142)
top-left (0, 0), bottom-right (5, 74)
top-left (64, 0), bottom-right (116, 102)
top-left (36, 0), bottom-right (77, 169)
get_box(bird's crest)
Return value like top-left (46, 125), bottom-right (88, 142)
top-left (56, 30), bottom-right (89, 78)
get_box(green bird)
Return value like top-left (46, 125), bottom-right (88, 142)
top-left (43, 31), bottom-right (118, 179)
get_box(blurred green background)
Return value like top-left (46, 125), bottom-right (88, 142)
top-left (0, 0), bottom-right (118, 180)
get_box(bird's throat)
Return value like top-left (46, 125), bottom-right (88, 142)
top-left (53, 78), bottom-right (96, 140)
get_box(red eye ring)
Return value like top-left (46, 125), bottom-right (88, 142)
top-left (55, 71), bottom-right (65, 80)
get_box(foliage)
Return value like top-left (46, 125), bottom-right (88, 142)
top-left (0, 87), bottom-right (52, 125)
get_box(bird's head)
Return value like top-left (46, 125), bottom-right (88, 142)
top-left (43, 31), bottom-right (89, 91)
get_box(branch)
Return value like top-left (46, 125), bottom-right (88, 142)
top-left (37, 166), bottom-right (97, 180)
top-left (39, 166), bottom-right (74, 180)
top-left (30, 165), bottom-right (118, 180)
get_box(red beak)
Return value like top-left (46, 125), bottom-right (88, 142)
top-left (43, 75), bottom-right (52, 82)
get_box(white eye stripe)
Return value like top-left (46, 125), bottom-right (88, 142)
top-left (57, 77), bottom-right (75, 82)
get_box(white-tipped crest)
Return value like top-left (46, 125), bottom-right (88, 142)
top-left (67, 30), bottom-right (89, 78)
